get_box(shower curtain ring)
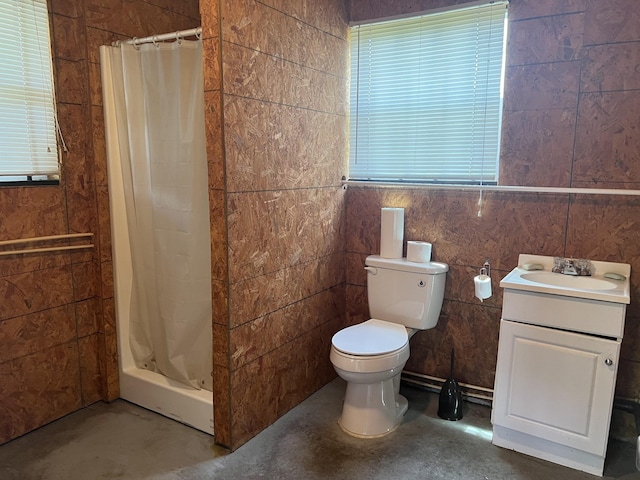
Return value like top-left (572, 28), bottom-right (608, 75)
top-left (132, 37), bottom-right (140, 50)
top-left (152, 35), bottom-right (159, 47)
top-left (176, 31), bottom-right (182, 44)
top-left (196, 29), bottom-right (202, 40)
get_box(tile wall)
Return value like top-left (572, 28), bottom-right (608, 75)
top-left (0, 0), bottom-right (200, 445)
top-left (200, 0), bottom-right (350, 449)
top-left (7, 0), bottom-right (638, 453)
top-left (347, 0), bottom-right (640, 429)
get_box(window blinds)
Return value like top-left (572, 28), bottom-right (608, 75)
top-left (349, 1), bottom-right (508, 184)
top-left (0, 0), bottom-right (59, 177)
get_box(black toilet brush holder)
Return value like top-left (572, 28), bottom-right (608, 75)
top-left (438, 348), bottom-right (464, 421)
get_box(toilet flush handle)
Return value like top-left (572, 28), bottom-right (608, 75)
top-left (364, 266), bottom-right (377, 275)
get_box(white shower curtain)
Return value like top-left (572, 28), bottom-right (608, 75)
top-left (100, 40), bottom-right (212, 391)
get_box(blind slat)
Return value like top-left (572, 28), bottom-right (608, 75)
top-left (350, 1), bottom-right (508, 184)
top-left (0, 0), bottom-right (59, 177)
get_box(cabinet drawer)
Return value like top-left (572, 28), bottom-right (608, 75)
top-left (502, 289), bottom-right (625, 338)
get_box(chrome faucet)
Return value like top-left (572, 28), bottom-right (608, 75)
top-left (552, 257), bottom-right (594, 276)
top-left (561, 259), bottom-right (578, 276)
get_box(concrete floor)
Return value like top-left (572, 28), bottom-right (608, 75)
top-left (1, 379), bottom-right (639, 480)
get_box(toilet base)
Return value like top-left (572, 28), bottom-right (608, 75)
top-left (338, 377), bottom-right (409, 438)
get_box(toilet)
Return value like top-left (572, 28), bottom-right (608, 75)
top-left (330, 255), bottom-right (448, 438)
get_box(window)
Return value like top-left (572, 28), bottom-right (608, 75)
top-left (349, 1), bottom-right (508, 184)
top-left (0, 0), bottom-right (60, 184)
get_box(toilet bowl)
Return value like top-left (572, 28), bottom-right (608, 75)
top-left (330, 319), bottom-right (411, 437)
top-left (330, 255), bottom-right (448, 438)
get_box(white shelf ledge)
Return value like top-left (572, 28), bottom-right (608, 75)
top-left (344, 181), bottom-right (640, 196)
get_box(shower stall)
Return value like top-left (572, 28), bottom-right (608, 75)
top-left (100, 28), bottom-right (213, 435)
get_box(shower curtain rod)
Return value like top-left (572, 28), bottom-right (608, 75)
top-left (119, 27), bottom-right (202, 46)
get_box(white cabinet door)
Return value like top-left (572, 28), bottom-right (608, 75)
top-left (492, 319), bottom-right (621, 456)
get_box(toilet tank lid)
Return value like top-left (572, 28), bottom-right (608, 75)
top-left (332, 319), bottom-right (408, 355)
top-left (366, 255), bottom-right (449, 274)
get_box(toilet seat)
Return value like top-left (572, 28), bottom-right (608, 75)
top-left (332, 319), bottom-right (408, 356)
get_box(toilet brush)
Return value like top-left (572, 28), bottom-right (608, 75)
top-left (438, 348), bottom-right (464, 421)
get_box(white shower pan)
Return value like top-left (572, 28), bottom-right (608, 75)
top-left (105, 106), bottom-right (213, 436)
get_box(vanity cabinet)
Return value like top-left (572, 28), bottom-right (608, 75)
top-left (492, 290), bottom-right (625, 476)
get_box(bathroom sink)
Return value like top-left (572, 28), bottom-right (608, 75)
top-left (500, 254), bottom-right (630, 304)
top-left (520, 272), bottom-right (619, 291)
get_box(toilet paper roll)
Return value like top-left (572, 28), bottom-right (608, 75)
top-left (380, 208), bottom-right (404, 259)
top-left (407, 241), bottom-right (432, 263)
top-left (474, 274), bottom-right (492, 302)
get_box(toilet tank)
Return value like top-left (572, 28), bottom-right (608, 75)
top-left (365, 255), bottom-right (448, 330)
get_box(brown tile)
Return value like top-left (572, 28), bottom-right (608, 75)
top-left (52, 14), bottom-right (86, 61)
top-left (101, 332), bottom-right (120, 401)
top-left (0, 305), bottom-right (75, 363)
top-left (76, 297), bottom-right (102, 338)
top-left (345, 187), bottom-right (384, 254)
top-left (72, 261), bottom-right (100, 301)
top-left (445, 264), bottom-right (504, 310)
top-left (507, 13), bottom-right (584, 65)
top-left (54, 59), bottom-right (86, 105)
top-left (230, 286), bottom-right (344, 370)
top-left (345, 252), bottom-right (367, 286)
top-left (203, 37), bottom-right (221, 92)
top-left (86, 27), bottom-right (124, 65)
top-left (405, 299), bottom-right (502, 389)
top-left (50, 0), bottom-right (81, 17)
top-left (224, 97), bottom-right (347, 192)
top-left (0, 342), bottom-right (82, 444)
top-left (407, 190), bottom-right (568, 269)
top-left (566, 194), bottom-right (640, 317)
top-left (0, 266), bottom-right (74, 321)
top-left (263, 0), bottom-right (348, 39)
top-left (65, 184), bottom-right (99, 241)
top-left (212, 279), bottom-right (229, 326)
top-left (0, 187), bottom-right (68, 246)
top-left (96, 185), bottom-right (112, 264)
top-left (100, 260), bottom-right (114, 299)
top-left (213, 322), bottom-right (229, 368)
top-left (147, 0), bottom-right (201, 20)
top-left (345, 284), bottom-right (368, 327)
top-left (348, 0), bottom-right (472, 24)
top-left (573, 92), bottom-right (640, 184)
top-left (500, 109), bottom-right (575, 187)
top-left (57, 103), bottom-right (87, 161)
top-left (621, 315), bottom-right (640, 363)
top-left (85, 0), bottom-right (198, 39)
top-left (504, 62), bottom-right (580, 111)
top-left (616, 358), bottom-right (640, 399)
top-left (204, 90), bottom-right (224, 190)
top-left (275, 321), bottom-right (337, 416)
top-left (221, 0), bottom-right (348, 76)
top-left (227, 189), bottom-right (345, 281)
top-left (222, 44), bottom-right (347, 115)
top-left (508, 0), bottom-right (586, 21)
top-left (346, 187), bottom-right (567, 271)
top-left (0, 248), bottom-right (71, 278)
top-left (79, 334), bottom-right (103, 405)
top-left (102, 297), bottom-right (116, 334)
top-left (581, 43), bottom-right (640, 93)
top-left (584, 0), bottom-right (640, 45)
top-left (212, 364), bottom-right (231, 448)
top-left (93, 107), bottom-right (108, 187)
top-left (209, 189), bottom-right (227, 281)
top-left (88, 61), bottom-right (103, 107)
top-left (230, 319), bottom-right (337, 449)
top-left (200, 0), bottom-right (220, 40)
top-left (230, 356), bottom-right (279, 447)
top-left (229, 253), bottom-right (344, 327)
